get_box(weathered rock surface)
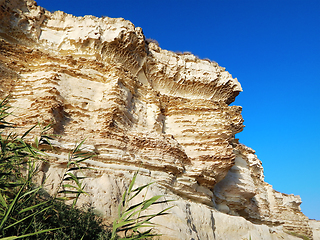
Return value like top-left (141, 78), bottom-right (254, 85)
top-left (310, 220), bottom-right (320, 240)
top-left (0, 0), bottom-right (317, 239)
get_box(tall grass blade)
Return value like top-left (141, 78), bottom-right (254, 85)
top-left (0, 180), bottom-right (27, 231)
top-left (0, 227), bottom-right (61, 240)
top-left (111, 171), bottom-right (174, 240)
top-left (20, 125), bottom-right (37, 140)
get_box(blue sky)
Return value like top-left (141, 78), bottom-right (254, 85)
top-left (36, 0), bottom-right (320, 220)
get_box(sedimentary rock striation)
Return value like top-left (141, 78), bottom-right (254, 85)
top-left (0, 0), bottom-right (316, 239)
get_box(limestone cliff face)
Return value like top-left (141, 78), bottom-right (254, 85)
top-left (0, 0), bottom-right (315, 239)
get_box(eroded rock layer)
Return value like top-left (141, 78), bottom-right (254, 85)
top-left (0, 0), bottom-right (315, 239)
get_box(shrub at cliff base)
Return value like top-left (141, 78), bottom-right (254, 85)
top-left (0, 97), bottom-right (111, 240)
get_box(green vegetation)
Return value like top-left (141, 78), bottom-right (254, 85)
top-left (111, 172), bottom-right (173, 240)
top-left (0, 96), bottom-right (171, 239)
top-left (0, 96), bottom-right (109, 239)
top-left (285, 231), bottom-right (310, 240)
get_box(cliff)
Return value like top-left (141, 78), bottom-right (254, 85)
top-left (0, 0), bottom-right (316, 239)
